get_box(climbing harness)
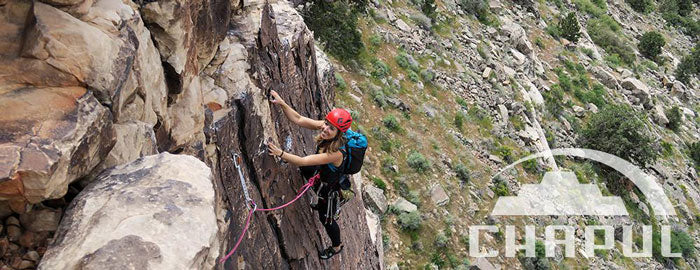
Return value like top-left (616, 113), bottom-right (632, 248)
top-left (219, 151), bottom-right (319, 264)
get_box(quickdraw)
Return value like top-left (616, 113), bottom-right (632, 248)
top-left (219, 151), bottom-right (319, 264)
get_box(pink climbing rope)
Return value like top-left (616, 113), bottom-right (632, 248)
top-left (219, 174), bottom-right (319, 264)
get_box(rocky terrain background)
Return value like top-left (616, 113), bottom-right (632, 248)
top-left (319, 0), bottom-right (699, 269)
top-left (0, 0), bottom-right (381, 269)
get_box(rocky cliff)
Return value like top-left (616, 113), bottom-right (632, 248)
top-left (0, 0), bottom-right (381, 269)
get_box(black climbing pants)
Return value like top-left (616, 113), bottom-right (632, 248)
top-left (300, 166), bottom-right (342, 247)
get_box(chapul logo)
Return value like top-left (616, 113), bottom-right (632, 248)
top-left (468, 148), bottom-right (686, 259)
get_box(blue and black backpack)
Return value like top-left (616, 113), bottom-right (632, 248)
top-left (337, 130), bottom-right (367, 190)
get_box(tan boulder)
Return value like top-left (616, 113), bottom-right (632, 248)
top-left (0, 87), bottom-right (114, 203)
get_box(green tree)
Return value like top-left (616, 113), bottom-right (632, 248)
top-left (689, 141), bottom-right (700, 168)
top-left (578, 104), bottom-right (658, 168)
top-left (638, 31), bottom-right (665, 60)
top-left (666, 106), bottom-right (682, 132)
top-left (675, 44), bottom-right (700, 84)
top-left (301, 0), bottom-right (364, 62)
top-left (560, 12), bottom-right (582, 42)
top-left (422, 0), bottom-right (437, 19)
top-left (626, 0), bottom-right (653, 13)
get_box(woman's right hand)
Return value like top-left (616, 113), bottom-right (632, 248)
top-left (269, 90), bottom-right (285, 106)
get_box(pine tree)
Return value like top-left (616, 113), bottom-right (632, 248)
top-left (559, 12), bottom-right (582, 43)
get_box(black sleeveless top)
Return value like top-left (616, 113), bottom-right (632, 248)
top-left (316, 143), bottom-right (345, 186)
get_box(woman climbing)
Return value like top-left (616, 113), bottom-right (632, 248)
top-left (265, 90), bottom-right (351, 260)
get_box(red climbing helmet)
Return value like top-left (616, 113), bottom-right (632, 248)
top-left (325, 108), bottom-right (352, 133)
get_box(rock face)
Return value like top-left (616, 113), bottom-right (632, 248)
top-left (39, 153), bottom-right (218, 269)
top-left (207, 3), bottom-right (380, 269)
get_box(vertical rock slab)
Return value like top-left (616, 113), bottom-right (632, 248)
top-left (210, 2), bottom-right (381, 269)
top-left (138, 0), bottom-right (231, 153)
top-left (39, 153), bottom-right (219, 269)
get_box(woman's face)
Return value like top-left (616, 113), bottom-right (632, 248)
top-left (321, 120), bottom-right (339, 140)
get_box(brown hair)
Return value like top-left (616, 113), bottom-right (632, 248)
top-left (315, 131), bottom-right (347, 154)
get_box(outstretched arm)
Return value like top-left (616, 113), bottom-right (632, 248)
top-left (270, 90), bottom-right (324, 130)
top-left (266, 141), bottom-right (342, 167)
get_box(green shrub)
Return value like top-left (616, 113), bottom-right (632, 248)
top-left (587, 16), bottom-right (635, 66)
top-left (395, 52), bottom-right (419, 72)
top-left (522, 159), bottom-right (539, 174)
top-left (301, 0), bottom-right (364, 62)
top-left (494, 145), bottom-right (514, 163)
top-left (381, 156), bottom-right (397, 174)
top-left (422, 0), bottom-right (437, 19)
top-left (546, 24), bottom-right (561, 39)
top-left (626, 0), bottom-right (653, 13)
top-left (383, 114), bottom-right (401, 132)
top-left (542, 84), bottom-right (567, 116)
top-left (535, 37), bottom-right (545, 48)
top-left (371, 58), bottom-right (391, 79)
top-left (573, 0), bottom-right (606, 17)
top-left (493, 177), bottom-right (510, 196)
top-left (421, 69), bottom-right (435, 82)
top-left (675, 44), bottom-right (700, 84)
top-left (335, 73), bottom-right (347, 90)
top-left (454, 163), bottom-right (471, 183)
top-left (574, 83), bottom-right (608, 108)
top-left (410, 12), bottom-right (432, 31)
top-left (350, 110), bottom-right (360, 122)
top-left (605, 54), bottom-right (624, 68)
top-left (578, 104), bottom-right (658, 167)
top-left (435, 231), bottom-right (449, 248)
top-left (398, 211), bottom-right (422, 231)
top-left (454, 112), bottom-right (465, 130)
top-left (372, 126), bottom-right (397, 153)
top-left (408, 70), bottom-right (420, 82)
top-left (638, 31), bottom-right (665, 60)
top-left (549, 0), bottom-right (564, 8)
top-left (591, 0), bottom-right (607, 9)
top-left (671, 230), bottom-right (695, 257)
top-left (653, 229), bottom-right (695, 264)
top-left (372, 176), bottom-right (387, 191)
top-left (662, 12), bottom-right (700, 38)
top-left (407, 152), bottom-right (431, 173)
top-left (460, 0), bottom-right (496, 25)
top-left (661, 141), bottom-right (674, 158)
top-left (666, 106), bottom-right (682, 132)
top-left (560, 12), bottom-right (582, 42)
top-left (371, 88), bottom-right (388, 108)
top-left (407, 190), bottom-right (422, 206)
top-left (689, 142), bottom-right (700, 168)
top-left (467, 106), bottom-right (493, 131)
top-left (369, 34), bottom-right (382, 48)
top-left (456, 97), bottom-right (469, 109)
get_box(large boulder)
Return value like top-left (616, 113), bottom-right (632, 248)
top-left (621, 77), bottom-right (651, 104)
top-left (393, 197), bottom-right (418, 213)
top-left (0, 0), bottom-right (169, 205)
top-left (0, 87), bottom-right (115, 204)
top-left (590, 66), bottom-right (619, 90)
top-left (39, 153), bottom-right (218, 269)
top-left (363, 185), bottom-right (388, 214)
top-left (430, 185), bottom-right (449, 206)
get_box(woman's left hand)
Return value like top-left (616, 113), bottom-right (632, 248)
top-left (266, 141), bottom-right (283, 157)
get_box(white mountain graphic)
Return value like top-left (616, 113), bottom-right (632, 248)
top-left (491, 171), bottom-right (629, 216)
